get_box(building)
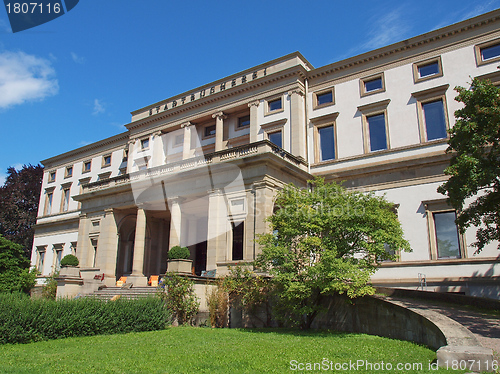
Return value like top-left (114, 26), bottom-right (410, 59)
top-left (32, 9), bottom-right (500, 298)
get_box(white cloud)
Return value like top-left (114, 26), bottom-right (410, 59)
top-left (93, 98), bottom-right (105, 115)
top-left (71, 52), bottom-right (85, 64)
top-left (0, 51), bottom-right (58, 109)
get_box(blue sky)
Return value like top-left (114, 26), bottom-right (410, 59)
top-left (0, 0), bottom-right (499, 184)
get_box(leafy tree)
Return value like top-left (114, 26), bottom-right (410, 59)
top-left (0, 235), bottom-right (37, 293)
top-left (255, 178), bottom-right (411, 329)
top-left (0, 164), bottom-right (43, 259)
top-left (157, 274), bottom-right (199, 325)
top-left (438, 78), bottom-right (500, 252)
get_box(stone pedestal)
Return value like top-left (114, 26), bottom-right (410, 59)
top-left (55, 266), bottom-right (84, 299)
top-left (167, 259), bottom-right (193, 274)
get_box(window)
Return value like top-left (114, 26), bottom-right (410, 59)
top-left (102, 154), bottom-right (112, 167)
top-left (174, 134), bottom-right (184, 147)
top-left (265, 96), bottom-right (284, 115)
top-left (70, 242), bottom-right (77, 256)
top-left (204, 125), bottom-right (216, 138)
top-left (424, 200), bottom-right (465, 260)
top-left (358, 99), bottom-right (390, 153)
top-left (268, 130), bottom-right (282, 148)
top-left (37, 247), bottom-right (46, 272)
top-left (83, 160), bottom-right (91, 173)
top-left (44, 190), bottom-right (53, 215)
top-left (231, 221), bottom-right (244, 261)
top-left (48, 171), bottom-right (56, 183)
top-left (366, 113), bottom-right (388, 152)
top-left (65, 166), bottom-right (73, 178)
top-left (318, 125), bottom-right (336, 161)
top-left (413, 57), bottom-right (443, 83)
top-left (55, 248), bottom-right (63, 271)
top-left (475, 39), bottom-right (500, 66)
top-left (237, 115), bottom-right (250, 129)
top-left (412, 85), bottom-right (449, 143)
top-left (91, 238), bottom-right (98, 268)
top-left (268, 98), bottom-right (282, 112)
top-left (313, 88), bottom-right (335, 109)
top-left (140, 137), bottom-right (150, 150)
top-left (61, 187), bottom-right (70, 212)
top-left (360, 73), bottom-right (385, 97)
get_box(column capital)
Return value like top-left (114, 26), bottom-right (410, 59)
top-left (152, 130), bottom-right (162, 138)
top-left (248, 100), bottom-right (260, 108)
top-left (104, 208), bottom-right (114, 214)
top-left (167, 196), bottom-right (185, 205)
top-left (181, 121), bottom-right (193, 128)
top-left (79, 213), bottom-right (87, 219)
top-left (288, 88), bottom-right (305, 97)
top-left (212, 111), bottom-right (227, 120)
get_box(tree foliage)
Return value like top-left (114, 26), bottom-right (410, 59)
top-left (0, 235), bottom-right (37, 294)
top-left (157, 274), bottom-right (199, 325)
top-left (255, 178), bottom-right (411, 329)
top-left (0, 164), bottom-right (43, 258)
top-left (438, 78), bottom-right (500, 252)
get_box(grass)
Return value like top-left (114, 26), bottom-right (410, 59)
top-left (0, 327), bottom-right (469, 374)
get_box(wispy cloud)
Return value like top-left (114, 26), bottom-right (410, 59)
top-left (78, 140), bottom-right (91, 147)
top-left (0, 51), bottom-right (58, 109)
top-left (432, 0), bottom-right (500, 30)
top-left (110, 121), bottom-right (125, 130)
top-left (92, 98), bottom-right (105, 115)
top-left (71, 52), bottom-right (85, 64)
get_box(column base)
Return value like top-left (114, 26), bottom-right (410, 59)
top-left (127, 275), bottom-right (148, 287)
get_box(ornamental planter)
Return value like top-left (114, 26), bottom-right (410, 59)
top-left (59, 265), bottom-right (80, 277)
top-left (166, 259), bottom-right (193, 274)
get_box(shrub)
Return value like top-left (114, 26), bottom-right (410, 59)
top-left (206, 279), bottom-right (229, 328)
top-left (158, 274), bottom-right (199, 325)
top-left (0, 235), bottom-right (31, 294)
top-left (0, 293), bottom-right (171, 344)
top-left (60, 254), bottom-right (79, 267)
top-left (167, 246), bottom-right (190, 260)
top-left (41, 272), bottom-right (58, 300)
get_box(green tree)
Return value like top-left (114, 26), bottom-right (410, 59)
top-left (0, 235), bottom-right (37, 293)
top-left (438, 78), bottom-right (500, 252)
top-left (255, 178), bottom-right (411, 329)
top-left (0, 164), bottom-right (43, 259)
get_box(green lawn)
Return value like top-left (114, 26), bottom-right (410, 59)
top-left (0, 327), bottom-right (465, 374)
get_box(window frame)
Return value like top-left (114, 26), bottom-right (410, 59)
top-left (44, 188), bottom-right (55, 216)
top-left (475, 38), bottom-right (500, 66)
top-left (102, 154), bottom-right (112, 168)
top-left (140, 137), bottom-right (150, 151)
top-left (313, 87), bottom-right (335, 109)
top-left (267, 129), bottom-right (283, 148)
top-left (357, 99), bottom-right (391, 153)
top-left (82, 160), bottom-right (92, 174)
top-left (36, 246), bottom-right (46, 273)
top-left (48, 171), bottom-right (56, 183)
top-left (237, 114), bottom-right (250, 129)
top-left (412, 56), bottom-right (443, 83)
top-left (202, 124), bottom-right (216, 139)
top-left (264, 95), bottom-right (284, 116)
top-left (411, 85), bottom-right (450, 143)
top-left (64, 165), bottom-right (73, 179)
top-left (230, 220), bottom-right (245, 261)
top-left (60, 184), bottom-right (71, 212)
top-left (424, 200), bottom-right (466, 260)
top-left (359, 72), bottom-right (385, 97)
top-left (311, 112), bottom-right (339, 163)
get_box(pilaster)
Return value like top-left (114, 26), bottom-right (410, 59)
top-left (181, 121), bottom-right (193, 160)
top-left (248, 101), bottom-right (259, 143)
top-left (212, 112), bottom-right (227, 152)
top-left (130, 205), bottom-right (147, 286)
top-left (168, 197), bottom-right (183, 249)
top-left (77, 213), bottom-right (90, 268)
top-left (289, 89), bottom-right (306, 160)
top-left (97, 208), bottom-right (119, 286)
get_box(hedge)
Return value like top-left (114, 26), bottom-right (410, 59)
top-left (0, 293), bottom-right (171, 344)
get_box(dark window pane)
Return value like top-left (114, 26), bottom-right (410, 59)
top-left (232, 221), bottom-right (244, 261)
top-left (481, 44), bottom-right (500, 61)
top-left (238, 115), bottom-right (250, 128)
top-left (418, 62), bottom-right (439, 77)
top-left (269, 131), bottom-right (282, 148)
top-left (423, 100), bottom-right (447, 140)
top-left (364, 78), bottom-right (382, 92)
top-left (367, 114), bottom-right (387, 151)
top-left (318, 125), bottom-right (335, 161)
top-left (433, 211), bottom-right (461, 258)
top-left (204, 125), bottom-right (216, 137)
top-left (317, 91), bottom-right (333, 106)
top-left (268, 98), bottom-right (282, 111)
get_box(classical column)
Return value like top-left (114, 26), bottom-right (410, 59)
top-left (248, 101), bottom-right (259, 143)
top-left (151, 131), bottom-right (163, 167)
top-left (252, 180), bottom-right (277, 258)
top-left (98, 208), bottom-right (119, 287)
top-left (76, 213), bottom-right (90, 268)
top-left (206, 189), bottom-right (228, 271)
top-left (130, 205), bottom-right (147, 286)
top-left (181, 121), bottom-right (192, 160)
top-left (212, 111), bottom-right (227, 152)
top-left (289, 89), bottom-right (306, 160)
top-left (126, 139), bottom-right (136, 174)
top-left (168, 197), bottom-right (182, 249)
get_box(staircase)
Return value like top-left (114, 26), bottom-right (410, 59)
top-left (91, 286), bottom-right (159, 300)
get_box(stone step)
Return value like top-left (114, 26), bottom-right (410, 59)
top-left (91, 286), bottom-right (160, 300)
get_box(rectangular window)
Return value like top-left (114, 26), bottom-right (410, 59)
top-left (360, 73), bottom-right (385, 97)
top-left (44, 192), bottom-right (53, 215)
top-left (62, 188), bottom-right (70, 212)
top-left (48, 171), bottom-right (56, 183)
top-left (413, 57), bottom-right (443, 83)
top-left (238, 115), bottom-right (250, 128)
top-left (476, 40), bottom-right (500, 65)
top-left (83, 161), bottom-right (91, 173)
top-left (433, 211), bottom-right (461, 259)
top-left (418, 62), bottom-right (439, 78)
top-left (423, 100), bottom-right (447, 141)
top-left (268, 98), bottom-right (282, 112)
top-left (140, 138), bottom-right (150, 150)
top-left (268, 131), bottom-right (282, 148)
top-left (366, 113), bottom-right (388, 152)
top-left (37, 250), bottom-right (45, 272)
top-left (314, 88), bottom-right (335, 109)
top-left (204, 125), bottom-right (216, 138)
top-left (232, 221), bottom-right (244, 261)
top-left (174, 134), bottom-right (184, 146)
top-left (91, 239), bottom-right (98, 268)
top-left (55, 249), bottom-right (63, 271)
top-left (318, 125), bottom-right (335, 161)
top-left (364, 78), bottom-right (382, 92)
top-left (102, 154), bottom-right (111, 167)
top-left (65, 166), bottom-right (73, 178)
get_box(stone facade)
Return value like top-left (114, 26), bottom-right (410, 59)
top-left (32, 10), bottom-right (500, 298)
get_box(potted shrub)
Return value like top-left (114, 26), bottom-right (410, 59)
top-left (166, 246), bottom-right (192, 274)
top-left (59, 254), bottom-right (80, 277)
